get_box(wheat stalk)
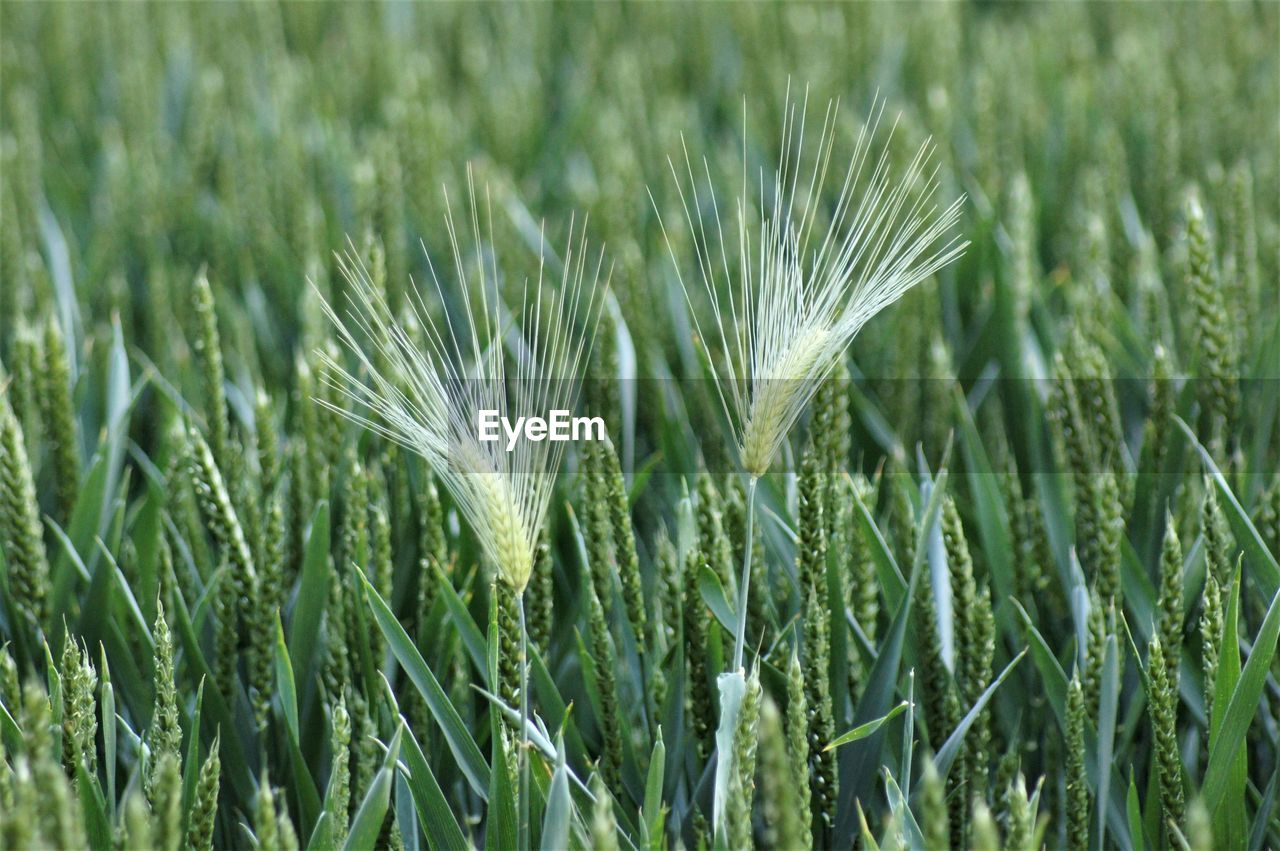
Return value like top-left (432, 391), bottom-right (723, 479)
top-left (316, 171), bottom-right (604, 851)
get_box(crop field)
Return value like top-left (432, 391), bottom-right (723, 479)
top-left (1, 2), bottom-right (1278, 850)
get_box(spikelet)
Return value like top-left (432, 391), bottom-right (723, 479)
top-left (695, 472), bottom-right (737, 604)
top-left (1094, 468), bottom-right (1124, 604)
top-left (602, 435), bottom-right (646, 654)
top-left (585, 306), bottom-right (621, 435)
top-left (1004, 773), bottom-right (1034, 851)
top-left (318, 178), bottom-right (604, 594)
top-left (259, 480), bottom-right (288, 616)
top-left (192, 272), bottom-right (230, 474)
top-left (1155, 516), bottom-right (1185, 679)
top-left (1201, 483), bottom-right (1234, 589)
top-left (795, 435), bottom-right (828, 609)
top-left (970, 796), bottom-right (999, 851)
top-left (495, 580), bottom-right (522, 713)
top-left (1082, 592), bottom-right (1108, 718)
top-left (349, 691), bottom-right (378, 800)
top-left (1071, 329), bottom-right (1125, 477)
top-left (0, 644), bottom-right (18, 714)
top-left (41, 314), bottom-right (80, 520)
top-left (1186, 798), bottom-right (1213, 851)
top-left (255, 769), bottom-right (280, 850)
top-left (590, 772), bottom-right (620, 851)
top-left (803, 586), bottom-right (837, 844)
top-left (60, 634), bottom-right (98, 775)
top-left (211, 555), bottom-right (239, 706)
top-left (148, 601), bottom-right (182, 798)
top-left (586, 576), bottom-right (622, 793)
top-left (920, 758), bottom-right (950, 851)
top-left (8, 322), bottom-right (42, 459)
top-left (9, 679), bottom-right (83, 848)
top-left (187, 427), bottom-right (256, 590)
top-left (254, 389), bottom-right (283, 541)
top-left (1006, 467), bottom-right (1053, 611)
top-left (187, 427), bottom-right (256, 704)
top-left (152, 752), bottom-right (182, 851)
top-left (785, 648), bottom-right (814, 843)
top-left (584, 441), bottom-right (617, 620)
top-left (1065, 675), bottom-right (1089, 851)
top-left (888, 463), bottom-right (917, 569)
top-left (369, 474), bottom-right (393, 663)
top-left (1259, 473), bottom-right (1280, 559)
top-left (328, 699), bottom-right (352, 846)
top-left (246, 573), bottom-right (276, 729)
top-left (0, 384), bottom-right (51, 629)
top-left (1199, 572), bottom-right (1223, 728)
top-left (758, 696), bottom-right (806, 850)
top-left (683, 546), bottom-right (714, 761)
top-left (1145, 343), bottom-right (1175, 476)
top-left (120, 790), bottom-right (152, 850)
top-left (185, 730), bottom-right (221, 851)
top-left (944, 495), bottom-right (994, 801)
top-left (658, 95), bottom-right (966, 477)
top-left (1148, 634), bottom-right (1185, 846)
top-left (1223, 161), bottom-right (1258, 338)
top-left (849, 471), bottom-right (880, 641)
top-left (528, 525), bottom-right (555, 655)
top-left (726, 665), bottom-right (761, 851)
top-left (1006, 171), bottom-right (1038, 333)
top-left (416, 473), bottom-right (448, 619)
top-left (294, 354), bottom-right (326, 510)
top-left (1184, 191), bottom-right (1239, 454)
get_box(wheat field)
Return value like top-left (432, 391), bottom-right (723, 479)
top-left (1, 3), bottom-right (1278, 850)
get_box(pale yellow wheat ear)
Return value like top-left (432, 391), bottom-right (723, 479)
top-left (655, 89), bottom-right (969, 477)
top-left (316, 170), bottom-right (607, 593)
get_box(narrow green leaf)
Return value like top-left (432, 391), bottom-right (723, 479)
top-left (398, 715), bottom-right (469, 851)
top-left (826, 701), bottom-right (909, 751)
top-left (1013, 599), bottom-right (1069, 727)
top-left (343, 728), bottom-right (401, 851)
top-left (1204, 573), bottom-right (1279, 823)
top-left (275, 616), bottom-right (300, 739)
top-left (1126, 771), bottom-right (1147, 851)
top-left (359, 568), bottom-right (490, 800)
top-left (849, 486), bottom-right (906, 605)
top-left (76, 760), bottom-right (112, 851)
top-left (1096, 635), bottom-right (1119, 850)
top-left (180, 680), bottom-right (206, 838)
top-left (100, 653), bottom-right (116, 817)
top-left (933, 649), bottom-right (1028, 780)
top-left (431, 559), bottom-right (488, 681)
top-left (305, 812), bottom-right (333, 851)
top-left (276, 616), bottom-right (322, 832)
top-left (643, 729), bottom-right (666, 851)
top-left (697, 565), bottom-right (737, 635)
top-left (540, 735), bottom-right (571, 851)
top-left (289, 500), bottom-right (330, 691)
top-left (1176, 417), bottom-right (1280, 596)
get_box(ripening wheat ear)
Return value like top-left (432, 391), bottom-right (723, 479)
top-left (316, 175), bottom-right (606, 594)
top-left (657, 91), bottom-right (967, 674)
top-left (317, 174), bottom-right (605, 851)
top-left (656, 92), bottom-right (968, 479)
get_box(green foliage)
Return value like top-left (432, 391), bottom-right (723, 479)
top-left (1, 3), bottom-right (1277, 849)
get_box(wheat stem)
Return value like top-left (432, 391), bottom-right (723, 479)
top-left (517, 591), bottom-right (530, 851)
top-left (731, 475), bottom-right (759, 672)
